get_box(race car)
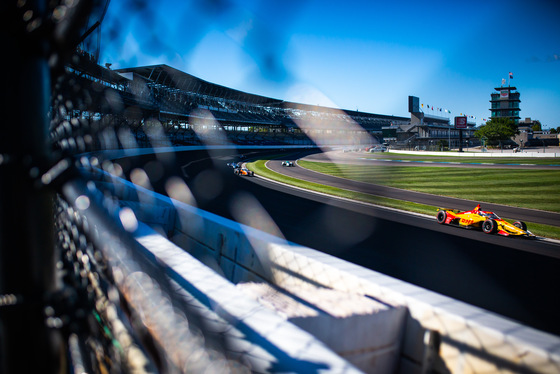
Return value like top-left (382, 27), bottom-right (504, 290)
top-left (366, 145), bottom-right (387, 152)
top-left (282, 161), bottom-right (295, 167)
top-left (436, 204), bottom-right (534, 237)
top-left (227, 162), bottom-right (240, 169)
top-left (234, 167), bottom-right (254, 176)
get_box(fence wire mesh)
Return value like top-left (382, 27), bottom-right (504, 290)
top-left (3, 2), bottom-right (558, 374)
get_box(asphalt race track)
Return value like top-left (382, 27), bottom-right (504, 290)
top-left (268, 150), bottom-right (560, 227)
top-left (127, 148), bottom-right (560, 336)
top-left (304, 150), bottom-right (560, 170)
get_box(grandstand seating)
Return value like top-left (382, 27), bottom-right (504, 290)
top-left (58, 59), bottom-right (405, 151)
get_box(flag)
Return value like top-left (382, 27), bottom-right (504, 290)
top-left (509, 72), bottom-right (513, 79)
top-left (502, 78), bottom-right (506, 85)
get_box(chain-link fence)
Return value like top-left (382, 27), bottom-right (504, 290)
top-left (1, 1), bottom-right (252, 372)
top-left (3, 2), bottom-right (560, 374)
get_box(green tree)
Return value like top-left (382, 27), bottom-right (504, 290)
top-left (531, 121), bottom-right (542, 132)
top-left (436, 139), bottom-right (448, 151)
top-left (474, 118), bottom-right (519, 144)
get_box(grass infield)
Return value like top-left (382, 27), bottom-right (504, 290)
top-left (246, 158), bottom-right (560, 239)
top-left (297, 160), bottom-right (560, 213)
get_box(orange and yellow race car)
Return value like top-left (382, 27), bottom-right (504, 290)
top-left (436, 204), bottom-right (534, 237)
top-left (234, 167), bottom-right (254, 177)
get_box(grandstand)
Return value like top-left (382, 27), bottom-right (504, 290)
top-left (60, 56), bottom-right (490, 152)
top-left (61, 55), bottom-right (409, 150)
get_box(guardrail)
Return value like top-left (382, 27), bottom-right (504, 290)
top-left (91, 146), bottom-right (560, 373)
top-left (389, 150), bottom-right (560, 158)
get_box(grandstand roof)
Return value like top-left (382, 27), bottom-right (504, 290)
top-left (423, 113), bottom-right (450, 124)
top-left (281, 101), bottom-right (408, 121)
top-left (116, 64), bottom-right (285, 106)
top-left (69, 52), bottom-right (132, 85)
top-left (115, 64), bottom-right (410, 131)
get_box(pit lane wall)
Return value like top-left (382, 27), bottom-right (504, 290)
top-left (92, 146), bottom-right (560, 373)
top-left (388, 150), bottom-right (560, 158)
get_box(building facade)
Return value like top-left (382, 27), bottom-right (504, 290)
top-left (381, 96), bottom-right (477, 150)
top-left (513, 117), bottom-right (559, 147)
top-left (490, 86), bottom-right (521, 124)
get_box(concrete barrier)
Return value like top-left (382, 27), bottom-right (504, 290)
top-left (89, 146), bottom-right (560, 373)
top-left (134, 222), bottom-right (363, 373)
top-left (389, 150), bottom-right (560, 158)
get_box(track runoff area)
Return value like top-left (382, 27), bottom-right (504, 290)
top-left (250, 148), bottom-right (560, 242)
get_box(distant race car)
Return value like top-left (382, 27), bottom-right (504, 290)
top-left (234, 168), bottom-right (254, 176)
top-left (227, 162), bottom-right (240, 169)
top-left (282, 161), bottom-right (295, 167)
top-left (366, 145), bottom-right (387, 152)
top-left (436, 204), bottom-right (534, 237)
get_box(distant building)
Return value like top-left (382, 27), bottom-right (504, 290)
top-left (513, 117), bottom-right (559, 147)
top-left (517, 117), bottom-right (540, 130)
top-left (490, 86), bottom-right (521, 124)
top-left (381, 96), bottom-right (477, 150)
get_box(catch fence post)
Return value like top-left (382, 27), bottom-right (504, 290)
top-left (0, 1), bottom-right (64, 373)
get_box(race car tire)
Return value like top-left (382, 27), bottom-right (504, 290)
top-left (482, 219), bottom-right (497, 234)
top-left (513, 221), bottom-right (527, 231)
top-left (436, 211), bottom-right (447, 224)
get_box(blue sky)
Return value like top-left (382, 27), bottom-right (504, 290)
top-left (99, 0), bottom-right (560, 128)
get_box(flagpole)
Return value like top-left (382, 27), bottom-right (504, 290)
top-left (448, 119), bottom-right (451, 151)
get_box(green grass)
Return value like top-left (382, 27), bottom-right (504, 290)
top-left (363, 152), bottom-right (560, 165)
top-left (524, 222), bottom-right (560, 240)
top-left (298, 160), bottom-right (560, 212)
top-left (246, 158), bottom-right (560, 239)
top-left (248, 159), bottom-right (438, 215)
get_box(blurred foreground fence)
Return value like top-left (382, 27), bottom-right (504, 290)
top-left (0, 0), bottom-right (247, 372)
top-left (1, 1), bottom-right (560, 373)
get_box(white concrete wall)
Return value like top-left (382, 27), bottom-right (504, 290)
top-left (134, 223), bottom-right (363, 373)
top-left (389, 150), bottom-right (560, 158)
top-left (91, 146), bottom-right (560, 373)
